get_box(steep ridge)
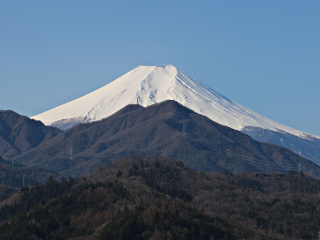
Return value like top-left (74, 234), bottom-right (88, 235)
top-left (18, 101), bottom-right (319, 177)
top-left (0, 110), bottom-right (62, 159)
top-left (31, 65), bottom-right (320, 165)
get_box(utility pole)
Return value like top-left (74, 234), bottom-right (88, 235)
top-left (23, 175), bottom-right (25, 187)
top-left (298, 162), bottom-right (301, 172)
top-left (69, 145), bottom-right (77, 175)
top-left (183, 122), bottom-right (186, 134)
top-left (70, 146), bottom-right (73, 161)
top-left (70, 146), bottom-right (74, 169)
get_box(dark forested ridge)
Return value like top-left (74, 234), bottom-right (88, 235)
top-left (0, 110), bottom-right (62, 159)
top-left (11, 101), bottom-right (320, 178)
top-left (1, 155), bottom-right (320, 240)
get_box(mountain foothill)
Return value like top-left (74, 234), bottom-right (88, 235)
top-left (0, 100), bottom-right (319, 182)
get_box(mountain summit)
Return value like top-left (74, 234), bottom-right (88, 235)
top-left (31, 65), bottom-right (312, 137)
top-left (32, 65), bottom-right (320, 164)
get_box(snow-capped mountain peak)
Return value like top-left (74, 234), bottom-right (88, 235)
top-left (32, 65), bottom-right (318, 142)
top-left (32, 65), bottom-right (320, 165)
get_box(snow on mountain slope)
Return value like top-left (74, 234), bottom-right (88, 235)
top-left (32, 65), bottom-right (319, 143)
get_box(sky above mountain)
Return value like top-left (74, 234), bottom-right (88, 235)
top-left (1, 1), bottom-right (319, 136)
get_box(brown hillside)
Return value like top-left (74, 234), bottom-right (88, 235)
top-left (13, 101), bottom-right (320, 178)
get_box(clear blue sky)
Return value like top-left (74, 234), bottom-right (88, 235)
top-left (1, 1), bottom-right (319, 136)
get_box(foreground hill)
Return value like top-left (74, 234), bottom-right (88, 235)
top-left (15, 100), bottom-right (320, 178)
top-left (0, 110), bottom-right (62, 159)
top-left (1, 156), bottom-right (320, 240)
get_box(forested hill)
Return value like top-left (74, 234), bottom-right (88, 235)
top-left (1, 155), bottom-right (320, 240)
top-left (0, 110), bottom-right (62, 159)
top-left (0, 156), bottom-right (59, 189)
top-left (13, 100), bottom-right (320, 178)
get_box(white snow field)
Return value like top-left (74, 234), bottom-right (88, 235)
top-left (32, 65), bottom-right (319, 142)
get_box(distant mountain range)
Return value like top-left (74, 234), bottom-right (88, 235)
top-left (3, 100), bottom-right (317, 178)
top-left (31, 65), bottom-right (320, 165)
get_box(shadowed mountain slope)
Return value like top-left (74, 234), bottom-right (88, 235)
top-left (243, 126), bottom-right (320, 165)
top-left (0, 110), bottom-right (62, 159)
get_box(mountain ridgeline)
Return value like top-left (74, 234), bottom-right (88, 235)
top-left (9, 100), bottom-right (320, 178)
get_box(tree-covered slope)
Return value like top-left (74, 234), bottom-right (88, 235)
top-left (0, 110), bottom-right (62, 159)
top-left (1, 156), bottom-right (320, 240)
top-left (14, 101), bottom-right (320, 178)
top-left (0, 156), bottom-right (59, 196)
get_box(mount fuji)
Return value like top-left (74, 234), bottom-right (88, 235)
top-left (32, 65), bottom-right (320, 165)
